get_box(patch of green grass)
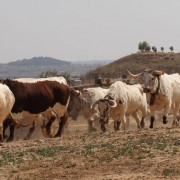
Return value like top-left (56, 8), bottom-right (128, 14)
top-left (35, 146), bottom-right (68, 157)
top-left (114, 138), bottom-right (136, 157)
top-left (153, 137), bottom-right (167, 150)
top-left (100, 142), bottom-right (114, 150)
top-left (0, 152), bottom-right (24, 166)
top-left (162, 169), bottom-right (180, 177)
top-left (82, 146), bottom-right (94, 157)
top-left (138, 137), bottom-right (154, 146)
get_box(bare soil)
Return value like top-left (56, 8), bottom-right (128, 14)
top-left (0, 116), bottom-right (180, 180)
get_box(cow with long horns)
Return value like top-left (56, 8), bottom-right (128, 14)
top-left (127, 69), bottom-right (180, 128)
top-left (92, 81), bottom-right (148, 132)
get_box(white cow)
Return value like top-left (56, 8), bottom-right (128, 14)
top-left (92, 81), bottom-right (148, 132)
top-left (69, 87), bottom-right (109, 132)
top-left (127, 69), bottom-right (180, 128)
top-left (0, 84), bottom-right (15, 142)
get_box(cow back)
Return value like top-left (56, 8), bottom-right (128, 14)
top-left (1, 80), bottom-right (70, 114)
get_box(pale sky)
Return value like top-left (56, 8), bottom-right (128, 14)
top-left (0, 0), bottom-right (179, 63)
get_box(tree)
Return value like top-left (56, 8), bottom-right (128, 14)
top-left (152, 46), bottom-right (157, 52)
top-left (169, 46), bottom-right (174, 52)
top-left (161, 47), bottom-right (164, 52)
top-left (145, 45), bottom-right (151, 52)
top-left (138, 41), bottom-right (150, 52)
top-left (138, 42), bottom-right (143, 52)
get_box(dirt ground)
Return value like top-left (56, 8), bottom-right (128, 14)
top-left (0, 115), bottom-right (180, 180)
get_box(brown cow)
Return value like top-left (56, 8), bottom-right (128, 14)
top-left (1, 79), bottom-right (70, 141)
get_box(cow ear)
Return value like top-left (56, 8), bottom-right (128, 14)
top-left (108, 100), bottom-right (117, 107)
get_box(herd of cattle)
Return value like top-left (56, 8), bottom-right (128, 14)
top-left (1, 68), bottom-right (180, 142)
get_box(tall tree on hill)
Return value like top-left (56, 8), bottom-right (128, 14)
top-left (145, 45), bottom-right (151, 52)
top-left (169, 46), bottom-right (174, 52)
top-left (152, 46), bottom-right (157, 52)
top-left (138, 41), bottom-right (150, 52)
top-left (138, 42), bottom-right (143, 52)
top-left (161, 47), bottom-right (164, 52)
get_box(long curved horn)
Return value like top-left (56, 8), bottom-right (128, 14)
top-left (108, 100), bottom-right (117, 107)
top-left (152, 70), bottom-right (164, 76)
top-left (126, 70), bottom-right (142, 78)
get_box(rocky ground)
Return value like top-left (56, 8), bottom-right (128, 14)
top-left (0, 116), bottom-right (180, 180)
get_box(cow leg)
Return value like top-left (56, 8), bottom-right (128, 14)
top-left (121, 115), bottom-right (127, 132)
top-left (140, 116), bottom-right (145, 129)
top-left (24, 121), bottom-right (35, 140)
top-left (150, 116), bottom-right (155, 128)
top-left (132, 112), bottom-right (141, 129)
top-left (3, 118), bottom-right (12, 139)
top-left (162, 116), bottom-right (168, 124)
top-left (100, 123), bottom-right (106, 133)
top-left (88, 113), bottom-right (99, 132)
top-left (162, 103), bottom-right (171, 124)
top-left (0, 122), bottom-right (3, 142)
top-left (116, 121), bottom-right (121, 130)
top-left (126, 116), bottom-right (130, 129)
top-left (54, 113), bottom-right (68, 137)
top-left (46, 116), bottom-right (56, 137)
top-left (88, 120), bottom-right (97, 133)
top-left (6, 124), bottom-right (15, 142)
top-left (114, 120), bottom-right (121, 131)
top-left (99, 118), bottom-right (106, 133)
top-left (172, 103), bottom-right (180, 126)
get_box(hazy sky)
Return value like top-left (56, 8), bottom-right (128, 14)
top-left (0, 0), bottom-right (179, 63)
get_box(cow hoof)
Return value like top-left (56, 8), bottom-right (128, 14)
top-left (6, 138), bottom-right (13, 142)
top-left (140, 121), bottom-right (145, 129)
top-left (172, 120), bottom-right (179, 127)
top-left (149, 124), bottom-right (153, 129)
top-left (92, 128), bottom-right (97, 132)
top-left (101, 126), bottom-right (106, 133)
top-left (163, 120), bottom-right (168, 124)
top-left (24, 137), bottom-right (30, 141)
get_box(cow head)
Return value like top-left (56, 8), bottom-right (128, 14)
top-left (127, 69), bottom-right (164, 94)
top-left (68, 88), bottom-right (82, 120)
top-left (92, 97), bottom-right (117, 126)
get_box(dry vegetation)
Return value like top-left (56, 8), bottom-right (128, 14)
top-left (0, 117), bottom-right (180, 180)
top-left (87, 52), bottom-right (180, 78)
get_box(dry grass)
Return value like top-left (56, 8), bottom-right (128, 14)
top-left (0, 116), bottom-right (179, 180)
top-left (87, 52), bottom-right (180, 78)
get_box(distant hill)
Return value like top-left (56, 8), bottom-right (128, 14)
top-left (8, 56), bottom-right (71, 66)
top-left (0, 57), bottom-right (108, 78)
top-left (87, 52), bottom-right (180, 78)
